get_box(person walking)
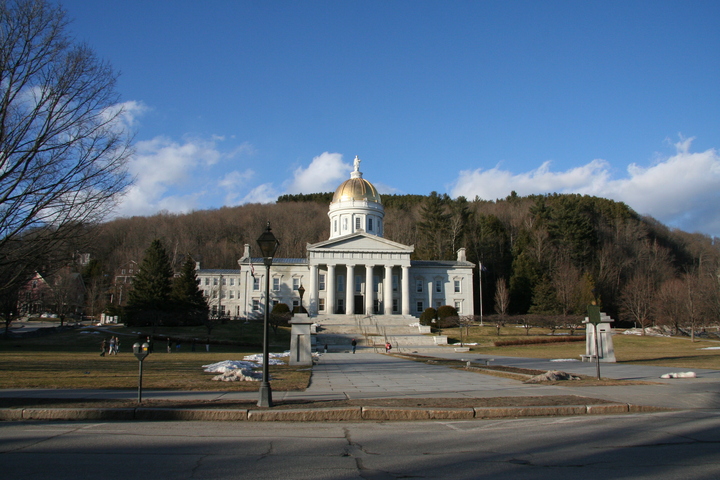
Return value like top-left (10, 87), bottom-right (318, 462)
top-left (351, 339), bottom-right (357, 354)
top-left (108, 337), bottom-right (116, 356)
top-left (100, 339), bottom-right (106, 357)
top-left (385, 341), bottom-right (392, 353)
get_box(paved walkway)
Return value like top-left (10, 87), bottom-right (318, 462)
top-left (1, 352), bottom-right (719, 411)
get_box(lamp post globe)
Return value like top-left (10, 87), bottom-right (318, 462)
top-left (256, 222), bottom-right (278, 407)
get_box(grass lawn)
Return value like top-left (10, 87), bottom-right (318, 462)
top-left (438, 325), bottom-right (720, 370)
top-left (0, 321), bottom-right (309, 391)
top-left (1, 322), bottom-right (718, 391)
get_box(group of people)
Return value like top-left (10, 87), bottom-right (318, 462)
top-left (99, 336), bottom-right (120, 356)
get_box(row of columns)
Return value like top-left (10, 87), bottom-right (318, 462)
top-left (307, 263), bottom-right (410, 316)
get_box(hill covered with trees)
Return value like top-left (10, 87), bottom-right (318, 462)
top-left (86, 191), bottom-right (719, 330)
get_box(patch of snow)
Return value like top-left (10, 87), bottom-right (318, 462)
top-left (212, 369), bottom-right (263, 382)
top-left (622, 327), bottom-right (671, 337)
top-left (202, 360), bottom-right (260, 373)
top-left (550, 358), bottom-right (580, 362)
top-left (525, 370), bottom-right (581, 383)
top-left (660, 372), bottom-right (697, 379)
top-left (700, 346), bottom-right (720, 350)
top-left (242, 353), bottom-right (287, 365)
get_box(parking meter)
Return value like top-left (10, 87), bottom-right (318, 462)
top-left (133, 342), bottom-right (151, 403)
top-left (133, 342), bottom-right (150, 361)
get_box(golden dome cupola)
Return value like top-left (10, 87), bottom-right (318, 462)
top-left (328, 156), bottom-right (384, 239)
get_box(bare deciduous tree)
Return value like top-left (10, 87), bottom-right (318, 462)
top-left (0, 0), bottom-right (132, 294)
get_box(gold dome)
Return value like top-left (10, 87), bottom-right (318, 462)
top-left (332, 177), bottom-right (382, 204)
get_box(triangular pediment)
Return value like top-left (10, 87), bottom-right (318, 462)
top-left (308, 232), bottom-right (413, 253)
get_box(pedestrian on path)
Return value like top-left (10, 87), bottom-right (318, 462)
top-left (351, 339), bottom-right (357, 354)
top-left (100, 338), bottom-right (106, 357)
top-left (385, 341), bottom-right (392, 353)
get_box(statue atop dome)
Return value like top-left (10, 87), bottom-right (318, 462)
top-left (352, 155), bottom-right (362, 179)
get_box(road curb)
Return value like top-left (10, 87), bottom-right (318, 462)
top-left (0, 403), bottom-right (674, 422)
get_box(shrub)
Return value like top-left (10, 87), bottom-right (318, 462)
top-left (420, 308), bottom-right (437, 326)
top-left (437, 305), bottom-right (458, 320)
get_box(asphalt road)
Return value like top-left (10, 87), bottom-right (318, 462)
top-left (2, 410), bottom-right (719, 479)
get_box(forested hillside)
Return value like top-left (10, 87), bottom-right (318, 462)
top-left (88, 192), bottom-right (720, 329)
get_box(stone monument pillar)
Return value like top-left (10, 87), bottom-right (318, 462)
top-left (288, 317), bottom-right (314, 366)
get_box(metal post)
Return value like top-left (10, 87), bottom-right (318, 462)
top-left (137, 359), bottom-right (143, 404)
top-left (258, 259), bottom-right (273, 407)
top-left (594, 323), bottom-right (601, 380)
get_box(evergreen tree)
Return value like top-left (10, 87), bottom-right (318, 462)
top-left (417, 191), bottom-right (451, 260)
top-left (126, 239), bottom-right (173, 326)
top-left (171, 256), bottom-right (208, 317)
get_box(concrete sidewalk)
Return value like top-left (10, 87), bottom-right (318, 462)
top-left (1, 351), bottom-right (719, 420)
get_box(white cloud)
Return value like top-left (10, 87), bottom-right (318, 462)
top-left (241, 183), bottom-right (278, 204)
top-left (283, 152), bottom-right (350, 194)
top-left (113, 136), bottom-right (233, 217)
top-left (449, 138), bottom-right (720, 237)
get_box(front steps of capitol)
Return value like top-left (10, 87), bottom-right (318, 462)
top-left (311, 314), bottom-right (457, 354)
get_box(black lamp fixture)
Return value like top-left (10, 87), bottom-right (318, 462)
top-left (256, 221), bottom-right (279, 407)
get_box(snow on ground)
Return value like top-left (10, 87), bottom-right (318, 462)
top-left (622, 327), bottom-right (671, 337)
top-left (701, 346), bottom-right (720, 350)
top-left (550, 358), bottom-right (580, 362)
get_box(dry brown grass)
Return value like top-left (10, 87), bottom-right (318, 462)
top-left (0, 350), bottom-right (310, 391)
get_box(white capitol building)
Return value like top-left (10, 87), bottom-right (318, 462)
top-left (197, 157), bottom-right (475, 321)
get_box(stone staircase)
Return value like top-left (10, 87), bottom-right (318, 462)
top-left (312, 314), bottom-right (453, 353)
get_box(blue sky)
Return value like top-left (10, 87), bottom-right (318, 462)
top-left (59, 0), bottom-right (720, 237)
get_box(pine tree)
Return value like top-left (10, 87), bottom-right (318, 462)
top-left (171, 256), bottom-right (208, 314)
top-left (126, 240), bottom-right (173, 326)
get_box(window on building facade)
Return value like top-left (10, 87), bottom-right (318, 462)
top-left (318, 274), bottom-right (326, 291)
top-left (416, 279), bottom-right (423, 293)
top-left (435, 300), bottom-right (442, 309)
top-left (454, 279), bottom-right (461, 293)
top-left (229, 278), bottom-right (235, 286)
top-left (213, 278), bottom-right (218, 286)
top-left (229, 291), bottom-right (235, 299)
top-left (273, 277), bottom-right (280, 292)
top-left (253, 277), bottom-right (260, 291)
top-left (318, 298), bottom-right (325, 311)
top-left (392, 275), bottom-right (398, 292)
top-left (373, 275), bottom-right (379, 293)
top-left (212, 291), bottom-right (218, 299)
top-left (355, 217), bottom-right (361, 230)
top-left (368, 218), bottom-right (373, 231)
top-left (222, 277), bottom-right (226, 285)
top-left (204, 278), bottom-right (209, 286)
top-left (416, 301), bottom-right (423, 313)
top-left (373, 299), bottom-right (380, 314)
top-left (435, 279), bottom-right (442, 293)
top-left (343, 218), bottom-right (348, 231)
top-left (293, 278), bottom-right (300, 291)
top-left (334, 220), bottom-right (337, 233)
top-left (355, 275), bottom-right (362, 293)
top-left (455, 301), bottom-right (461, 313)
top-left (252, 299), bottom-right (259, 311)
top-left (220, 305), bottom-right (226, 316)
top-left (272, 299), bottom-right (279, 308)
top-left (393, 298), bottom-right (399, 313)
top-left (293, 299), bottom-right (299, 308)
top-left (338, 298), bottom-right (344, 313)
top-left (220, 291), bottom-right (226, 299)
top-left (337, 275), bottom-right (345, 292)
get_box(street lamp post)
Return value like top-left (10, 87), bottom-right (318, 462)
top-left (256, 222), bottom-right (279, 407)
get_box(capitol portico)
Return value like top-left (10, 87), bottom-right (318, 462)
top-left (198, 157), bottom-right (475, 320)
